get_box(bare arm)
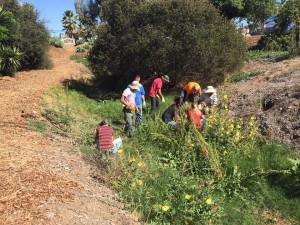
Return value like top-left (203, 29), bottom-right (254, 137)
top-left (157, 88), bottom-right (163, 98)
top-left (120, 95), bottom-right (130, 107)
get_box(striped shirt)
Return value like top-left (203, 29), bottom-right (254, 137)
top-left (96, 125), bottom-right (114, 150)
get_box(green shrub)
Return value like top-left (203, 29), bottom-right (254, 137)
top-left (0, 44), bottom-right (22, 76)
top-left (257, 33), bottom-right (293, 52)
top-left (230, 71), bottom-right (260, 82)
top-left (50, 37), bottom-right (64, 48)
top-left (89, 0), bottom-right (247, 88)
top-left (248, 50), bottom-right (290, 60)
top-left (75, 39), bottom-right (84, 46)
top-left (76, 47), bottom-right (86, 53)
top-left (70, 54), bottom-right (89, 67)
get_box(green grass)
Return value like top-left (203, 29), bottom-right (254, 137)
top-left (32, 86), bottom-right (300, 224)
top-left (230, 71), bottom-right (260, 83)
top-left (248, 50), bottom-right (290, 61)
top-left (70, 54), bottom-right (89, 67)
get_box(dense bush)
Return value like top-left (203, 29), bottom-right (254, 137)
top-left (1, 1), bottom-right (51, 70)
top-left (75, 39), bottom-right (84, 46)
top-left (88, 0), bottom-right (247, 89)
top-left (257, 32), bottom-right (293, 51)
top-left (50, 37), bottom-right (64, 48)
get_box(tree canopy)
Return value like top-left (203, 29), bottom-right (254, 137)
top-left (88, 0), bottom-right (247, 88)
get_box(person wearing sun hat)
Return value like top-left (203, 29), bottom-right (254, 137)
top-left (121, 80), bottom-right (140, 137)
top-left (180, 81), bottom-right (202, 105)
top-left (149, 73), bottom-right (170, 120)
top-left (198, 85), bottom-right (218, 114)
top-left (127, 75), bottom-right (146, 126)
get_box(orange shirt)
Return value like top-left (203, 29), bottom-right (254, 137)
top-left (183, 82), bottom-right (201, 94)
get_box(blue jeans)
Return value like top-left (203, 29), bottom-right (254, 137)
top-left (150, 97), bottom-right (159, 120)
top-left (180, 90), bottom-right (195, 104)
top-left (136, 104), bottom-right (143, 126)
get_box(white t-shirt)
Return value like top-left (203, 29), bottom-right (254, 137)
top-left (122, 88), bottom-right (136, 106)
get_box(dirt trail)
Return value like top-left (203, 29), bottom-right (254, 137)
top-left (0, 45), bottom-right (139, 224)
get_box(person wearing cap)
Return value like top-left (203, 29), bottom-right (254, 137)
top-left (198, 86), bottom-right (218, 114)
top-left (121, 81), bottom-right (140, 137)
top-left (127, 75), bottom-right (146, 126)
top-left (180, 82), bottom-right (202, 105)
top-left (162, 97), bottom-right (182, 127)
top-left (95, 119), bottom-right (122, 154)
top-left (149, 74), bottom-right (170, 120)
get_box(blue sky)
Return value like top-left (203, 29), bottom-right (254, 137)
top-left (22, 0), bottom-right (75, 36)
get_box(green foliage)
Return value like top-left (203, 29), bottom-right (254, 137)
top-left (212, 0), bottom-right (277, 23)
top-left (62, 10), bottom-right (78, 38)
top-left (28, 119), bottom-right (48, 133)
top-left (276, 0), bottom-right (300, 51)
top-left (230, 71), bottom-right (260, 82)
top-left (50, 37), bottom-right (64, 48)
top-left (0, 7), bottom-right (19, 43)
top-left (75, 38), bottom-right (84, 46)
top-left (89, 0), bottom-right (247, 88)
top-left (75, 0), bottom-right (100, 40)
top-left (70, 54), bottom-right (89, 67)
top-left (257, 33), bottom-right (293, 51)
top-left (248, 50), bottom-right (290, 60)
top-left (37, 86), bottom-right (300, 224)
top-left (0, 44), bottom-right (22, 76)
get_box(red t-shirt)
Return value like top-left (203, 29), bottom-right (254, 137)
top-left (187, 109), bottom-right (203, 129)
top-left (96, 126), bottom-right (113, 150)
top-left (149, 78), bottom-right (163, 97)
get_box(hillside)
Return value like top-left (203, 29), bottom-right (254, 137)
top-left (228, 57), bottom-right (300, 150)
top-left (0, 45), bottom-right (139, 224)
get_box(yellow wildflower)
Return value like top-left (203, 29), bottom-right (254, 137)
top-left (251, 116), bottom-right (256, 120)
top-left (137, 180), bottom-right (143, 186)
top-left (131, 182), bottom-right (136, 188)
top-left (223, 95), bottom-right (228, 100)
top-left (138, 162), bottom-right (143, 167)
top-left (129, 158), bottom-right (136, 163)
top-left (224, 105), bottom-right (228, 109)
top-left (118, 149), bottom-right (124, 154)
top-left (161, 205), bottom-right (170, 211)
top-left (206, 198), bottom-right (212, 205)
top-left (185, 194), bottom-right (192, 200)
top-left (190, 144), bottom-right (194, 147)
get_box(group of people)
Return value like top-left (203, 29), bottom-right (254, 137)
top-left (95, 74), bottom-right (217, 153)
top-left (162, 82), bottom-right (217, 131)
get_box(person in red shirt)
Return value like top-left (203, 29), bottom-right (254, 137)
top-left (95, 119), bottom-right (114, 151)
top-left (149, 73), bottom-right (170, 120)
top-left (187, 103), bottom-right (206, 131)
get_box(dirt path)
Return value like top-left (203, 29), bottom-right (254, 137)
top-left (0, 45), bottom-right (139, 224)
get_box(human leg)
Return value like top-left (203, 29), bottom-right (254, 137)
top-left (136, 104), bottom-right (143, 126)
top-left (150, 97), bottom-right (158, 120)
top-left (125, 111), bottom-right (135, 137)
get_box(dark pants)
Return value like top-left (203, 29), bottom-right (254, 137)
top-left (150, 97), bottom-right (159, 120)
top-left (123, 108), bottom-right (136, 137)
top-left (180, 90), bottom-right (197, 104)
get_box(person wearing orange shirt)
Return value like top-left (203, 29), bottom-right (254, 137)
top-left (180, 82), bottom-right (201, 105)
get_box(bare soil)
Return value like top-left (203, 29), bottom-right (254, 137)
top-left (0, 45), bottom-right (139, 224)
top-left (228, 57), bottom-right (300, 150)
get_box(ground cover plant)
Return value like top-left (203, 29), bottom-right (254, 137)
top-left (30, 86), bottom-right (300, 224)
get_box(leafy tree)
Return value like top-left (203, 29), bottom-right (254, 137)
top-left (276, 0), bottom-right (300, 50)
top-left (75, 0), bottom-right (100, 40)
top-left (0, 7), bottom-right (19, 44)
top-left (244, 0), bottom-right (277, 34)
top-left (89, 0), bottom-right (247, 88)
top-left (13, 3), bottom-right (50, 70)
top-left (211, 0), bottom-right (277, 28)
top-left (62, 10), bottom-right (79, 38)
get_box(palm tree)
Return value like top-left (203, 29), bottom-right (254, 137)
top-left (61, 10), bottom-right (79, 39)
